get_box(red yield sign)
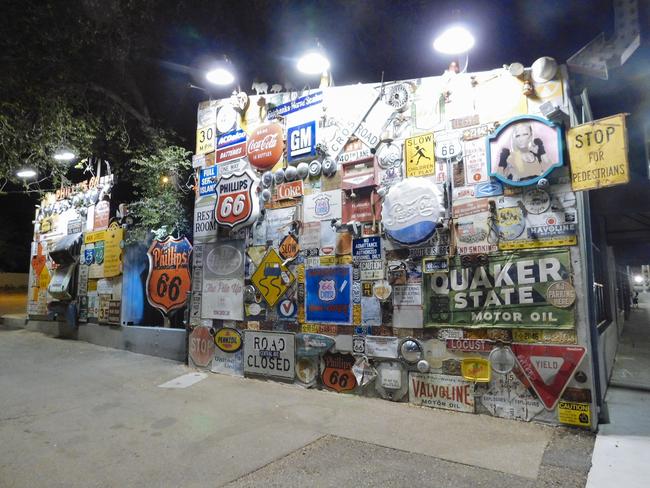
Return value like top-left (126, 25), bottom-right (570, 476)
top-left (512, 344), bottom-right (586, 410)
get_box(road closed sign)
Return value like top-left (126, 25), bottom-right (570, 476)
top-left (567, 114), bottom-right (629, 191)
top-left (244, 331), bottom-right (295, 380)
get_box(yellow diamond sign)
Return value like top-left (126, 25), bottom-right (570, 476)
top-left (251, 248), bottom-right (295, 306)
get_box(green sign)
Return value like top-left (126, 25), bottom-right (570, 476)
top-left (423, 249), bottom-right (575, 329)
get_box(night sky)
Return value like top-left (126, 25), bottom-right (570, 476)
top-left (1, 0), bottom-right (648, 272)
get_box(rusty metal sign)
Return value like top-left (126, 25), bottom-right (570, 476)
top-left (146, 236), bottom-right (192, 315)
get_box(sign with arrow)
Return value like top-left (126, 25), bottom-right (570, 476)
top-left (511, 343), bottom-right (586, 410)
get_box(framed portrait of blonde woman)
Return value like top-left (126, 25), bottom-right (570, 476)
top-left (486, 115), bottom-right (564, 187)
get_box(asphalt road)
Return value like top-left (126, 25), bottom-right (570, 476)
top-left (0, 327), bottom-right (594, 487)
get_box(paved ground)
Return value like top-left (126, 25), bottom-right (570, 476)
top-left (0, 327), bottom-right (594, 488)
top-left (587, 294), bottom-right (650, 488)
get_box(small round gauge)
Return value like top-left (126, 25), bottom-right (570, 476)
top-left (386, 84), bottom-right (409, 112)
top-left (216, 105), bottom-right (237, 133)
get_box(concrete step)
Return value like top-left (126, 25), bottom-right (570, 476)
top-left (0, 314), bottom-right (28, 329)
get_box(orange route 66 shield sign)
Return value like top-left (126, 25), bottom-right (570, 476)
top-left (146, 236), bottom-right (193, 315)
top-left (214, 169), bottom-right (260, 230)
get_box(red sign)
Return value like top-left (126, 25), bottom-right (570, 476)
top-left (189, 326), bottom-right (215, 367)
top-left (275, 180), bottom-right (304, 201)
top-left (94, 200), bottom-right (110, 230)
top-left (146, 236), bottom-right (192, 314)
top-left (214, 170), bottom-right (260, 229)
top-left (512, 344), bottom-right (587, 410)
top-left (216, 141), bottom-right (246, 164)
top-left (446, 338), bottom-right (494, 353)
top-left (246, 123), bottom-right (284, 170)
top-left (322, 352), bottom-right (357, 392)
top-left (342, 190), bottom-right (381, 224)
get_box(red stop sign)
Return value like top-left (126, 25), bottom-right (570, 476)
top-left (189, 326), bottom-right (214, 367)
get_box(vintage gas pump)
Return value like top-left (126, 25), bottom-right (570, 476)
top-left (47, 232), bottom-right (83, 325)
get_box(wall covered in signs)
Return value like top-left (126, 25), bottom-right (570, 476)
top-left (190, 64), bottom-right (596, 429)
top-left (27, 173), bottom-right (129, 326)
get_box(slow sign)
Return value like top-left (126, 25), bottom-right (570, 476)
top-left (567, 113), bottom-right (629, 191)
top-left (244, 330), bottom-right (295, 380)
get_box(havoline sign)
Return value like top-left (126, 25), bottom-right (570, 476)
top-left (423, 249), bottom-right (575, 329)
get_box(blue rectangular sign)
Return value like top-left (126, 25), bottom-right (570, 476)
top-left (287, 121), bottom-right (316, 162)
top-left (352, 236), bottom-right (381, 261)
top-left (475, 180), bottom-right (504, 197)
top-left (267, 91), bottom-right (323, 119)
top-left (199, 165), bottom-right (218, 196)
top-left (305, 266), bottom-right (352, 325)
top-left (217, 129), bottom-right (246, 149)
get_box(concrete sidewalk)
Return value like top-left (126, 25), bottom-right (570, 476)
top-left (0, 328), bottom-right (594, 487)
top-left (587, 294), bottom-right (650, 488)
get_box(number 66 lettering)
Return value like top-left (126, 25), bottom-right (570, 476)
top-left (219, 194), bottom-right (246, 217)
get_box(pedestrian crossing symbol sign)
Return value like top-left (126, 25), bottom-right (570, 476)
top-left (405, 132), bottom-right (435, 177)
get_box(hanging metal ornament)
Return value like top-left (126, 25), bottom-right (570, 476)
top-left (384, 83), bottom-right (409, 112)
top-left (308, 159), bottom-right (322, 177)
top-left (296, 162), bottom-right (310, 179)
top-left (322, 157), bottom-right (337, 177)
top-left (261, 171), bottom-right (274, 188)
top-left (284, 165), bottom-right (298, 181)
top-left (273, 169), bottom-right (285, 185)
top-left (376, 141), bottom-right (403, 169)
top-left (261, 188), bottom-right (272, 202)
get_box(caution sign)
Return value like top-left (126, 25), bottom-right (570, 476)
top-left (557, 401), bottom-right (591, 427)
top-left (405, 132), bottom-right (435, 177)
top-left (250, 249), bottom-right (295, 306)
top-left (567, 114), bottom-right (629, 191)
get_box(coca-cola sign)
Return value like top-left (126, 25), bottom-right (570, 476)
top-left (247, 123), bottom-right (284, 170)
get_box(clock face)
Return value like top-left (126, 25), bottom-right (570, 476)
top-left (216, 105), bottom-right (237, 133)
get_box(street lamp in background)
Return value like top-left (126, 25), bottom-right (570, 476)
top-left (634, 275), bottom-right (644, 284)
top-left (53, 146), bottom-right (76, 162)
top-left (16, 168), bottom-right (37, 179)
top-left (433, 25), bottom-right (475, 73)
top-left (297, 41), bottom-right (332, 88)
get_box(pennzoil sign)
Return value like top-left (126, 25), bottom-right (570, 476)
top-left (146, 236), bottom-right (193, 314)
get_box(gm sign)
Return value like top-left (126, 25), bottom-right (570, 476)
top-left (288, 121), bottom-right (316, 162)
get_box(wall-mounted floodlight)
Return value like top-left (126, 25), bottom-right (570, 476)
top-left (634, 275), bottom-right (644, 284)
top-left (16, 168), bottom-right (37, 179)
top-left (53, 147), bottom-right (76, 161)
top-left (297, 51), bottom-right (330, 75)
top-left (206, 67), bottom-right (235, 86)
top-left (433, 26), bottom-right (475, 55)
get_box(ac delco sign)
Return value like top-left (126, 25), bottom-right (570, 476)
top-left (246, 123), bottom-right (284, 170)
top-left (214, 169), bottom-right (260, 229)
top-left (146, 236), bottom-right (192, 314)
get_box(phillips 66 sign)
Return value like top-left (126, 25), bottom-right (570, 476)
top-left (214, 169), bottom-right (260, 229)
top-left (146, 236), bottom-right (193, 314)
